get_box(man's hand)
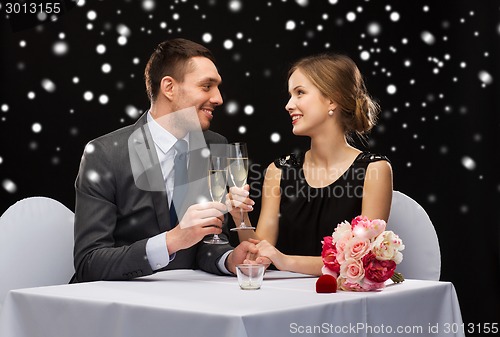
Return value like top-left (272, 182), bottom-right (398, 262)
top-left (225, 240), bottom-right (260, 274)
top-left (166, 202), bottom-right (226, 255)
top-left (247, 238), bottom-right (288, 270)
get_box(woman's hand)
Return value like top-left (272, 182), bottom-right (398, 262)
top-left (226, 184), bottom-right (255, 224)
top-left (248, 238), bottom-right (290, 271)
top-left (226, 240), bottom-right (259, 274)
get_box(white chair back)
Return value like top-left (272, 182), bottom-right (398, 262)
top-left (387, 191), bottom-right (441, 281)
top-left (0, 197), bottom-right (74, 308)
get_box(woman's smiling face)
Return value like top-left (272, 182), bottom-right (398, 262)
top-left (285, 69), bottom-right (333, 137)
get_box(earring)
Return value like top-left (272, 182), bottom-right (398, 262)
top-left (328, 109), bottom-right (334, 116)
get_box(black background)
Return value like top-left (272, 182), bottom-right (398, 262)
top-left (1, 0), bottom-right (499, 330)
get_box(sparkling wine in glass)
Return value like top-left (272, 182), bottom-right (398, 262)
top-left (228, 142), bottom-right (255, 231)
top-left (204, 156), bottom-right (229, 244)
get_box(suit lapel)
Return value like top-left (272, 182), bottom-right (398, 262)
top-left (178, 132), bottom-right (228, 218)
top-left (129, 114), bottom-right (170, 232)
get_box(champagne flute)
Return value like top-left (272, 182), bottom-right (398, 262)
top-left (204, 155), bottom-right (229, 244)
top-left (228, 142), bottom-right (255, 231)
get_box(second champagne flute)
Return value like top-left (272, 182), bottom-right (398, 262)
top-left (204, 155), bottom-right (229, 244)
top-left (228, 142), bottom-right (255, 231)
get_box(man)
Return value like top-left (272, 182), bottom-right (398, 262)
top-left (72, 38), bottom-right (256, 282)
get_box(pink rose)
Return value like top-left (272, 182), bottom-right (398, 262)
top-left (351, 217), bottom-right (386, 240)
top-left (344, 237), bottom-right (371, 260)
top-left (340, 258), bottom-right (365, 283)
top-left (362, 253), bottom-right (396, 283)
top-left (335, 238), bottom-right (348, 264)
top-left (351, 215), bottom-right (369, 227)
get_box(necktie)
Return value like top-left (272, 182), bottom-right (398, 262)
top-left (170, 139), bottom-right (188, 227)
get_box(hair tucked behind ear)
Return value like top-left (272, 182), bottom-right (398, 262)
top-left (288, 53), bottom-right (380, 140)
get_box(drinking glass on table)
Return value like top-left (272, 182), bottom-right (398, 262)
top-left (236, 264), bottom-right (265, 290)
top-left (203, 155), bottom-right (229, 244)
top-left (228, 142), bottom-right (255, 231)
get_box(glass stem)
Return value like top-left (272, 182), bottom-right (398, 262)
top-left (240, 208), bottom-right (245, 228)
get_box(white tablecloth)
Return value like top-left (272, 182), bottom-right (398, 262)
top-left (0, 270), bottom-right (464, 337)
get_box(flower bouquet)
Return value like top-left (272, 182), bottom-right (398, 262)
top-left (321, 216), bottom-right (405, 292)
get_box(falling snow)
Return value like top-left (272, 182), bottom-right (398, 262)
top-left (202, 33), bottom-right (212, 43)
top-left (367, 22), bottom-right (381, 36)
top-left (117, 36), bottom-right (127, 45)
top-left (2, 179), bottom-right (17, 193)
top-left (0, 2), bottom-right (494, 191)
top-left (83, 91), bottom-right (94, 101)
top-left (390, 12), bottom-right (400, 22)
top-left (101, 64), bottom-right (112, 73)
top-left (461, 156), bottom-right (476, 170)
top-left (86, 170), bottom-right (100, 183)
top-left (226, 101), bottom-right (238, 114)
top-left (228, 0), bottom-right (242, 12)
top-left (346, 12), bottom-right (356, 22)
top-left (244, 105), bottom-right (254, 115)
top-left (478, 70), bottom-right (493, 85)
top-left (99, 95), bottom-right (109, 105)
top-left (0, 1), bottom-right (498, 324)
top-left (142, 0), bottom-right (155, 12)
top-left (117, 24), bottom-right (131, 37)
top-left (223, 40), bottom-right (234, 50)
top-left (87, 10), bottom-right (97, 21)
top-left (96, 44), bottom-right (106, 54)
top-left (360, 51), bottom-right (370, 61)
top-left (421, 31), bottom-right (436, 45)
top-left (32, 123), bottom-right (42, 133)
top-left (386, 84), bottom-right (397, 95)
top-left (41, 79), bottom-right (56, 93)
top-left (52, 41), bottom-right (69, 56)
top-left (125, 105), bottom-right (140, 119)
top-left (285, 20), bottom-right (296, 31)
top-left (85, 143), bottom-right (95, 154)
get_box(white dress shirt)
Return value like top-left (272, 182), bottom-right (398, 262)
top-left (145, 112), bottom-right (231, 273)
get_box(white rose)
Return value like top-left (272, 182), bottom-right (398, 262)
top-left (371, 231), bottom-right (405, 263)
top-left (332, 220), bottom-right (352, 243)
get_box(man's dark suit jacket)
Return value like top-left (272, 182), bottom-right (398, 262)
top-left (72, 112), bottom-right (233, 282)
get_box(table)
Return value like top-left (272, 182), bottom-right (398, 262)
top-left (0, 270), bottom-right (464, 337)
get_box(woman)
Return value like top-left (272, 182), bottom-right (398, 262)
top-left (229, 53), bottom-right (393, 275)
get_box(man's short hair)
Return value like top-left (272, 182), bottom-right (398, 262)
top-left (144, 38), bottom-right (216, 103)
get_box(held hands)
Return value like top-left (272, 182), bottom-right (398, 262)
top-left (226, 184), bottom-right (255, 223)
top-left (246, 238), bottom-right (288, 271)
top-left (226, 239), bottom-right (286, 274)
top-left (225, 240), bottom-right (260, 274)
top-left (226, 240), bottom-right (274, 274)
top-left (166, 202), bottom-right (226, 255)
